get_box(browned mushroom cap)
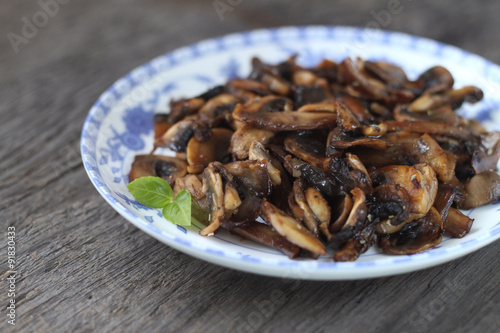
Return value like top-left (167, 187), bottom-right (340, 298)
top-left (225, 79), bottom-right (271, 98)
top-left (231, 221), bottom-right (301, 258)
top-left (229, 124), bottom-right (274, 160)
top-left (336, 101), bottom-right (361, 131)
top-left (260, 200), bottom-right (326, 256)
top-left (408, 86), bottom-right (483, 113)
top-left (462, 171), bottom-right (500, 209)
top-left (379, 207), bottom-right (443, 255)
top-left (472, 132), bottom-right (500, 174)
top-left (223, 182), bottom-right (242, 217)
top-left (284, 133), bottom-right (326, 168)
top-left (330, 194), bottom-right (353, 233)
top-left (376, 164), bottom-right (438, 221)
top-left (224, 160), bottom-right (272, 197)
top-left (129, 155), bottom-right (187, 186)
top-left (364, 61), bottom-right (409, 87)
top-left (186, 128), bottom-right (233, 173)
top-left (248, 142), bottom-right (281, 185)
top-left (416, 66), bottom-right (454, 95)
top-left (336, 93), bottom-right (373, 121)
top-left (292, 179), bottom-right (321, 237)
top-left (155, 118), bottom-right (196, 152)
top-left (433, 183), bottom-right (461, 223)
top-left (200, 165), bottom-right (225, 236)
top-left (443, 207), bottom-right (474, 238)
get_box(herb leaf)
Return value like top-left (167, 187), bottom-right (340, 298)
top-left (127, 176), bottom-right (173, 208)
top-left (162, 189), bottom-right (192, 226)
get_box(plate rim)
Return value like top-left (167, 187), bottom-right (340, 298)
top-left (80, 25), bottom-right (500, 280)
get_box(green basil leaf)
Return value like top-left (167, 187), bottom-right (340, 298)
top-left (162, 189), bottom-right (192, 226)
top-left (127, 176), bottom-right (173, 208)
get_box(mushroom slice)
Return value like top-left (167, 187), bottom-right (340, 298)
top-left (376, 164), bottom-right (438, 221)
top-left (173, 174), bottom-right (205, 200)
top-left (472, 132), bottom-right (500, 174)
top-left (292, 84), bottom-right (333, 107)
top-left (379, 207), bottom-right (443, 255)
top-left (408, 86), bottom-right (483, 112)
top-left (293, 179), bottom-right (321, 237)
top-left (284, 133), bottom-right (326, 168)
top-left (155, 118), bottom-right (195, 152)
top-left (229, 125), bottom-right (274, 160)
top-left (234, 103), bottom-right (337, 131)
top-left (444, 208), bottom-right (474, 238)
top-left (462, 171), bottom-right (500, 209)
top-left (327, 127), bottom-right (389, 150)
top-left (394, 104), bottom-right (459, 125)
top-left (337, 58), bottom-right (390, 100)
top-left (248, 142), bottom-right (281, 185)
top-left (223, 182), bottom-right (242, 217)
top-left (330, 194), bottom-right (353, 233)
top-left (341, 188), bottom-right (367, 234)
top-left (224, 160), bottom-right (272, 197)
top-left (186, 128), bottom-right (233, 172)
top-left (336, 93), bottom-right (373, 121)
top-left (346, 153), bottom-right (372, 192)
top-left (225, 79), bottom-right (271, 97)
top-left (407, 134), bottom-right (454, 182)
top-left (231, 222), bottom-right (301, 259)
top-left (305, 187), bottom-right (332, 239)
top-left (260, 200), bottom-right (326, 256)
top-left (384, 121), bottom-right (473, 141)
top-left (248, 57), bottom-right (291, 95)
top-left (153, 114), bottom-right (171, 140)
top-left (200, 165), bottom-right (225, 236)
top-left (336, 101), bottom-right (361, 131)
top-left (370, 185), bottom-right (411, 234)
top-left (334, 224), bottom-right (376, 262)
top-left (197, 93), bottom-right (239, 120)
top-left (129, 155), bottom-right (187, 186)
top-left (168, 97), bottom-right (205, 124)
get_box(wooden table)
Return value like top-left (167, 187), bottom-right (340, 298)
top-left (2, 1), bottom-right (499, 332)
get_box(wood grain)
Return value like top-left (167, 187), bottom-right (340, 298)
top-left (1, 1), bottom-right (499, 332)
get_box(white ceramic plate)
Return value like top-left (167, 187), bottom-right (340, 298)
top-left (81, 26), bottom-right (500, 280)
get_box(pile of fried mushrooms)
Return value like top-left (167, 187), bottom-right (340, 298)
top-left (129, 56), bottom-right (500, 261)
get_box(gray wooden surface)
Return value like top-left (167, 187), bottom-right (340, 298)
top-left (1, 1), bottom-right (499, 332)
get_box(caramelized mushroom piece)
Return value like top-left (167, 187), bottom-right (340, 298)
top-left (340, 188), bottom-right (368, 234)
top-left (231, 222), bottom-right (301, 258)
top-left (330, 194), bottom-right (353, 233)
top-left (379, 207), bottom-right (443, 255)
top-left (129, 155), bottom-right (187, 186)
top-left (370, 184), bottom-right (411, 234)
top-left (334, 224), bottom-right (376, 262)
top-left (156, 118), bottom-right (195, 152)
top-left (305, 187), bottom-right (332, 239)
top-left (337, 58), bottom-right (390, 100)
top-left (186, 128), bottom-right (233, 173)
top-left (260, 200), bottom-right (326, 256)
top-left (248, 142), bottom-right (281, 185)
top-left (200, 165), bottom-right (225, 236)
top-left (364, 61), bottom-right (409, 87)
top-left (292, 179), bottom-right (321, 237)
top-left (408, 86), bottom-right (483, 112)
top-left (229, 125), bottom-right (274, 160)
top-left (284, 133), bottom-right (326, 168)
top-left (173, 174), bottom-right (205, 200)
top-left (376, 164), bottom-right (438, 221)
top-left (462, 171), bottom-right (500, 209)
top-left (416, 66), bottom-right (454, 95)
top-left (197, 93), bottom-right (239, 121)
top-left (153, 114), bottom-right (171, 140)
top-left (444, 208), bottom-right (474, 238)
top-left (472, 132), bottom-right (500, 174)
top-left (384, 120), bottom-right (473, 141)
